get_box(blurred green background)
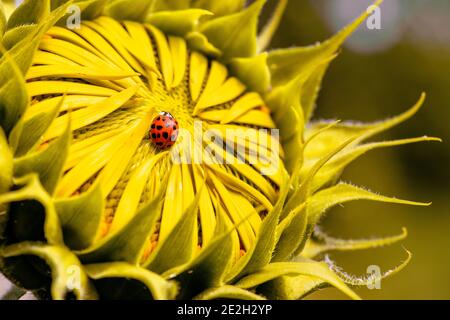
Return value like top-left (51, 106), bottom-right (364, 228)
top-left (268, 0), bottom-right (450, 299)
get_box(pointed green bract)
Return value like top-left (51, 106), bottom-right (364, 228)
top-left (0, 127), bottom-right (12, 194)
top-left (0, 48), bottom-right (29, 135)
top-left (0, 3), bottom-right (6, 36)
top-left (2, 25), bottom-right (37, 50)
top-left (268, 1), bottom-right (382, 121)
top-left (84, 262), bottom-right (178, 299)
top-left (77, 190), bottom-right (163, 264)
top-left (151, 0), bottom-right (187, 12)
top-left (325, 250), bottom-right (412, 287)
top-left (235, 261), bottom-right (360, 300)
top-left (50, 0), bottom-right (108, 22)
top-left (304, 136), bottom-right (440, 193)
top-left (227, 169), bottom-right (289, 281)
top-left (0, 174), bottom-right (63, 244)
top-left (6, 0), bottom-right (50, 31)
top-left (105, 0), bottom-right (153, 21)
top-left (272, 206), bottom-right (307, 262)
top-left (258, 274), bottom-right (326, 300)
top-left (13, 119), bottom-right (71, 195)
top-left (186, 31), bottom-right (221, 57)
top-left (147, 9), bottom-right (212, 37)
top-left (257, 0), bottom-right (287, 52)
top-left (191, 0), bottom-right (245, 17)
top-left (229, 53), bottom-right (271, 93)
top-left (304, 93), bottom-right (428, 160)
top-left (303, 228), bottom-right (408, 258)
top-left (3, 2), bottom-right (72, 76)
top-left (1, 242), bottom-right (98, 300)
top-left (14, 96), bottom-right (63, 157)
top-left (146, 186), bottom-right (203, 274)
top-left (55, 183), bottom-right (104, 250)
top-left (194, 285), bottom-right (266, 300)
top-left (180, 215), bottom-right (235, 289)
top-left (307, 183), bottom-right (429, 226)
top-left (199, 0), bottom-right (266, 62)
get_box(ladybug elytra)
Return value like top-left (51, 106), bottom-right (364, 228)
top-left (150, 112), bottom-right (179, 149)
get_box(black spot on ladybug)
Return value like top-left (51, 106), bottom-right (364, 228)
top-left (157, 133), bottom-right (161, 138)
top-left (162, 132), bottom-right (169, 139)
top-left (173, 125), bottom-right (177, 130)
top-left (157, 125), bottom-right (163, 130)
top-left (151, 124), bottom-right (155, 129)
top-left (151, 133), bottom-right (156, 139)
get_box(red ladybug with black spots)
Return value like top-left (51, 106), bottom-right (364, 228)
top-left (150, 112), bottom-right (179, 149)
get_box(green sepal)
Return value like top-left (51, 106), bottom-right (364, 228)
top-left (151, 0), bottom-right (187, 12)
top-left (325, 249), bottom-right (412, 287)
top-left (303, 93), bottom-right (427, 161)
top-left (278, 138), bottom-right (358, 257)
top-left (0, 242), bottom-right (98, 300)
top-left (305, 136), bottom-right (440, 194)
top-left (54, 183), bottom-right (104, 250)
top-left (146, 185), bottom-right (203, 275)
top-left (0, 174), bottom-right (63, 244)
top-left (228, 53), bottom-right (271, 93)
top-left (258, 274), bottom-right (326, 300)
top-left (272, 205), bottom-right (307, 262)
top-left (234, 261), bottom-right (360, 300)
top-left (282, 130), bottom-right (304, 174)
top-left (265, 55), bottom-right (332, 141)
top-left (13, 118), bottom-right (71, 195)
top-left (283, 136), bottom-right (357, 217)
top-left (294, 183), bottom-right (429, 257)
top-left (84, 262), bottom-right (178, 299)
top-left (147, 9), bottom-right (213, 37)
top-left (6, 0), bottom-right (50, 31)
top-left (0, 2), bottom-right (6, 36)
top-left (2, 25), bottom-right (37, 50)
top-left (105, 0), bottom-right (154, 22)
top-left (191, 0), bottom-right (246, 17)
top-left (14, 96), bottom-right (63, 157)
top-left (267, 2), bottom-right (381, 121)
top-left (51, 0), bottom-right (108, 20)
top-left (186, 31), bottom-right (221, 57)
top-left (79, 0), bottom-right (108, 20)
top-left (0, 127), bottom-right (12, 195)
top-left (76, 189), bottom-right (163, 264)
top-left (194, 285), bottom-right (265, 300)
top-left (226, 168), bottom-right (290, 282)
top-left (199, 0), bottom-right (266, 62)
top-left (3, 2), bottom-right (72, 77)
top-left (0, 47), bottom-right (29, 135)
top-left (303, 228), bottom-right (408, 259)
top-left (306, 183), bottom-right (429, 228)
top-left (173, 209), bottom-right (238, 296)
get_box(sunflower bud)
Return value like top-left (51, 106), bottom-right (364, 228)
top-left (0, 0), bottom-right (438, 300)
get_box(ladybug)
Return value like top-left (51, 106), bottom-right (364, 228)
top-left (150, 112), bottom-right (179, 149)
